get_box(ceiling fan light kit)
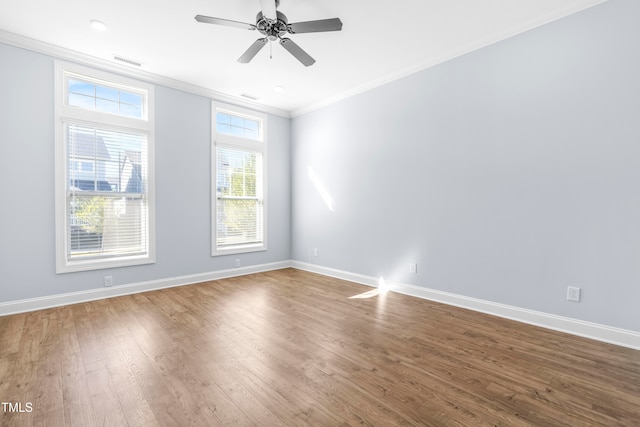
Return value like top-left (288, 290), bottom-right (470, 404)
top-left (195, 0), bottom-right (342, 66)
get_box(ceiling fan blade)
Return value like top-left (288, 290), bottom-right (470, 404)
top-left (195, 15), bottom-right (256, 31)
top-left (279, 38), bottom-right (315, 67)
top-left (288, 18), bottom-right (343, 34)
top-left (238, 38), bottom-right (269, 63)
top-left (258, 0), bottom-right (277, 20)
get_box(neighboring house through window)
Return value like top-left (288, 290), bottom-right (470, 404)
top-left (212, 103), bottom-right (267, 255)
top-left (55, 61), bottom-right (155, 273)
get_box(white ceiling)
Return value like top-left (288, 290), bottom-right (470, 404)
top-left (0, 0), bottom-right (605, 116)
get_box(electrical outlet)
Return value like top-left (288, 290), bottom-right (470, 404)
top-left (314, 248), bottom-right (319, 257)
top-left (567, 286), bottom-right (581, 302)
top-left (104, 276), bottom-right (113, 287)
top-left (235, 259), bottom-right (241, 268)
top-left (409, 263), bottom-right (417, 274)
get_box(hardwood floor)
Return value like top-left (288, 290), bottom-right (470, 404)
top-left (1, 268), bottom-right (638, 426)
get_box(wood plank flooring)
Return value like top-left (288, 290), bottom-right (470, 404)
top-left (1, 268), bottom-right (638, 426)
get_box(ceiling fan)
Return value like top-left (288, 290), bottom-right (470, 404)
top-left (195, 0), bottom-right (342, 67)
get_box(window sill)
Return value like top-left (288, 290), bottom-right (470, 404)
top-left (56, 254), bottom-right (155, 274)
top-left (212, 244), bottom-right (267, 257)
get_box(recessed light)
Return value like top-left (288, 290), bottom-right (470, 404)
top-left (90, 20), bottom-right (107, 31)
top-left (274, 85), bottom-right (285, 93)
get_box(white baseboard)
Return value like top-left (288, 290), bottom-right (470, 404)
top-left (2, 260), bottom-right (638, 351)
top-left (291, 261), bottom-right (640, 351)
top-left (0, 261), bottom-right (291, 316)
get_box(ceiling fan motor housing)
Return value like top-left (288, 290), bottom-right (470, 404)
top-left (256, 11), bottom-right (289, 40)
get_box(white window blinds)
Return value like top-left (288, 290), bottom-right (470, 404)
top-left (216, 147), bottom-right (264, 248)
top-left (66, 124), bottom-right (149, 260)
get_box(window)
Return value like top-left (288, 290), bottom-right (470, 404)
top-left (216, 112), bottom-right (261, 139)
top-left (67, 77), bottom-right (144, 118)
top-left (212, 104), bottom-right (267, 255)
top-left (55, 62), bottom-right (155, 273)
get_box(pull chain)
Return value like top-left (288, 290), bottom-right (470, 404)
top-left (270, 40), bottom-right (273, 59)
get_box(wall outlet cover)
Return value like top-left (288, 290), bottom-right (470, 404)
top-left (567, 286), bottom-right (581, 302)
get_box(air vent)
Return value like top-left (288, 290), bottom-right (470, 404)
top-left (113, 55), bottom-right (142, 67)
top-left (241, 93), bottom-right (260, 101)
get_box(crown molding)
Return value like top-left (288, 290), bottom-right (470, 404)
top-left (290, 0), bottom-right (608, 117)
top-left (2, 0), bottom-right (606, 120)
top-left (0, 29), bottom-right (291, 119)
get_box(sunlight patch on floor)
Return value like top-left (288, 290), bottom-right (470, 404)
top-left (349, 277), bottom-right (389, 299)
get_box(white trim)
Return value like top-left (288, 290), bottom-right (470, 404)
top-left (0, 30), bottom-right (290, 119)
top-left (291, 261), bottom-right (378, 288)
top-left (290, 261), bottom-right (640, 351)
top-left (0, 261), bottom-right (291, 317)
top-left (1, 259), bottom-right (637, 350)
top-left (1, 0), bottom-right (606, 119)
top-left (54, 61), bottom-right (156, 273)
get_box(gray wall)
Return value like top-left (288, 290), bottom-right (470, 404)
top-left (1, 0), bottom-right (639, 333)
top-left (0, 43), bottom-right (291, 301)
top-left (291, 0), bottom-right (640, 331)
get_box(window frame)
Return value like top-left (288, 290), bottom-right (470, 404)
top-left (54, 61), bottom-right (156, 273)
top-left (211, 102), bottom-right (268, 256)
